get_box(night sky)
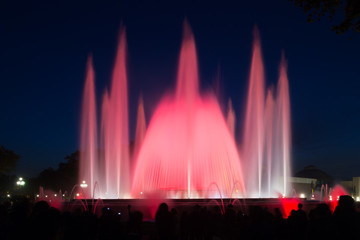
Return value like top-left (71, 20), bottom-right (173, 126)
top-left (1, 0), bottom-right (360, 180)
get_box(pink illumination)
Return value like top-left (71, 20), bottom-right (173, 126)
top-left (100, 27), bottom-right (130, 198)
top-left (132, 95), bottom-right (146, 174)
top-left (131, 22), bottom-right (246, 198)
top-left (227, 99), bottom-right (236, 139)
top-left (79, 56), bottom-right (98, 199)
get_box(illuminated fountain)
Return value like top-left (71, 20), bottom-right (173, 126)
top-left (79, 22), bottom-right (292, 199)
top-left (131, 22), bottom-right (246, 198)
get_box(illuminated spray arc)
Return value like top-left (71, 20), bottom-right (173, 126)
top-left (79, 22), bottom-right (291, 199)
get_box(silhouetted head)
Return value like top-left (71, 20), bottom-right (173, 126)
top-left (316, 203), bottom-right (331, 218)
top-left (32, 200), bottom-right (50, 215)
top-left (338, 195), bottom-right (354, 210)
top-left (171, 208), bottom-right (177, 215)
top-left (298, 203), bottom-right (303, 210)
top-left (157, 203), bottom-right (169, 213)
top-left (290, 209), bottom-right (296, 216)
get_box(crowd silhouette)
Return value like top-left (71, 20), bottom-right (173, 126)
top-left (0, 195), bottom-right (360, 240)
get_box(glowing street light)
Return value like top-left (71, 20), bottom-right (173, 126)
top-left (80, 180), bottom-right (88, 188)
top-left (300, 193), bottom-right (305, 198)
top-left (16, 177), bottom-right (25, 186)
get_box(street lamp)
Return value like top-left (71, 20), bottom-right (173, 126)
top-left (16, 177), bottom-right (25, 186)
top-left (80, 180), bottom-right (88, 188)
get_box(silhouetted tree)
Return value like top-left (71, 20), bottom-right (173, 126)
top-left (289, 0), bottom-right (360, 34)
top-left (31, 151), bottom-right (79, 193)
top-left (0, 146), bottom-right (20, 174)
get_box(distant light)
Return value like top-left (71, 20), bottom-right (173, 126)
top-left (356, 197), bottom-right (360, 202)
top-left (329, 195), bottom-right (332, 201)
top-left (300, 193), bottom-right (305, 198)
top-left (7, 194), bottom-right (10, 198)
top-left (76, 193), bottom-right (80, 197)
top-left (80, 180), bottom-right (88, 188)
top-left (140, 192), bottom-right (143, 195)
top-left (54, 194), bottom-right (57, 197)
top-left (282, 193), bottom-right (286, 198)
top-left (45, 195), bottom-right (48, 198)
top-left (16, 177), bottom-right (25, 186)
top-left (337, 196), bottom-right (340, 200)
top-left (118, 212), bottom-right (121, 215)
top-left (62, 194), bottom-right (65, 197)
top-left (36, 194), bottom-right (39, 198)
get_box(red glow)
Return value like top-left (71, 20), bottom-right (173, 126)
top-left (280, 197), bottom-right (300, 218)
top-left (326, 185), bottom-right (349, 212)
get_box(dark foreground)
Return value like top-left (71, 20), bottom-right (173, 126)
top-left (1, 195), bottom-right (360, 240)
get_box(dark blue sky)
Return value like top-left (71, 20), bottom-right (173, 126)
top-left (1, 0), bottom-right (359, 180)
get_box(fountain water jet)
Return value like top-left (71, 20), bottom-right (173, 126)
top-left (274, 54), bottom-right (292, 196)
top-left (227, 99), bottom-right (236, 139)
top-left (264, 87), bottom-right (274, 197)
top-left (242, 27), bottom-right (265, 198)
top-left (79, 56), bottom-right (98, 199)
top-left (131, 21), bottom-right (246, 198)
top-left (241, 30), bottom-right (292, 198)
top-left (101, 27), bottom-right (130, 198)
top-left (132, 95), bottom-right (146, 175)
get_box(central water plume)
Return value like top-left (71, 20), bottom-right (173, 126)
top-left (131, 22), bottom-right (246, 198)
